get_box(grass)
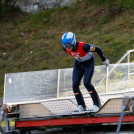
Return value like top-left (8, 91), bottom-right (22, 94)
top-left (0, 0), bottom-right (134, 97)
top-left (0, 120), bottom-right (15, 128)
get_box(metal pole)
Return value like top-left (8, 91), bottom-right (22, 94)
top-left (0, 110), bottom-right (5, 134)
top-left (116, 111), bottom-right (125, 134)
top-left (3, 74), bottom-right (6, 104)
top-left (105, 66), bottom-right (109, 93)
top-left (126, 53), bottom-right (130, 90)
top-left (57, 69), bottom-right (60, 98)
top-left (5, 118), bottom-right (10, 132)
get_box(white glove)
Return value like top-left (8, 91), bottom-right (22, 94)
top-left (103, 59), bottom-right (109, 66)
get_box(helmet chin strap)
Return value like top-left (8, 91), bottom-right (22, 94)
top-left (72, 45), bottom-right (76, 51)
top-left (72, 41), bottom-right (78, 51)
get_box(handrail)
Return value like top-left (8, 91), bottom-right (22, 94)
top-left (116, 49), bottom-right (134, 64)
top-left (96, 49), bottom-right (134, 87)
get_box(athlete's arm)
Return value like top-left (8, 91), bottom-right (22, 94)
top-left (83, 43), bottom-right (106, 61)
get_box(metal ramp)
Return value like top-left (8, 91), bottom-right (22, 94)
top-left (1, 50), bottom-right (134, 134)
top-left (2, 50), bottom-right (134, 119)
top-left (15, 95), bottom-right (134, 130)
top-left (18, 90), bottom-right (134, 119)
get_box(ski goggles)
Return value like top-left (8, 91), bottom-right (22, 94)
top-left (63, 43), bottom-right (72, 48)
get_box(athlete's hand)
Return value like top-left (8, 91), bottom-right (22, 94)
top-left (103, 59), bottom-right (109, 66)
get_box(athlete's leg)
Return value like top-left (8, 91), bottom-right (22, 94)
top-left (83, 58), bottom-right (101, 108)
top-left (72, 61), bottom-right (86, 109)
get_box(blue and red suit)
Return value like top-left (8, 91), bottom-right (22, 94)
top-left (63, 42), bottom-right (106, 109)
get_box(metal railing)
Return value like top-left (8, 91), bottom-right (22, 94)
top-left (3, 50), bottom-right (134, 104)
top-left (99, 49), bottom-right (134, 93)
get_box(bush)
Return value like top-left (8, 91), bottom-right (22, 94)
top-left (108, 0), bottom-right (123, 15)
top-left (0, 0), bottom-right (21, 19)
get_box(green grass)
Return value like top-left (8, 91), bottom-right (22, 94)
top-left (0, 0), bottom-right (134, 97)
top-left (0, 120), bottom-right (15, 128)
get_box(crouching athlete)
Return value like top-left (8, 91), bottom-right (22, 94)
top-left (61, 32), bottom-right (109, 112)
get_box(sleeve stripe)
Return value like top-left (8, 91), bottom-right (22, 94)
top-left (92, 47), bottom-right (96, 51)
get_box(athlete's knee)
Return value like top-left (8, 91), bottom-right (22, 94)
top-left (72, 82), bottom-right (80, 90)
top-left (84, 81), bottom-right (92, 88)
top-left (72, 82), bottom-right (81, 96)
top-left (84, 82), bottom-right (95, 93)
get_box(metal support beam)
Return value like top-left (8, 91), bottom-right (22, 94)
top-left (16, 115), bottom-right (134, 128)
top-left (105, 66), bottom-right (109, 93)
top-left (57, 69), bottom-right (60, 98)
top-left (126, 53), bottom-right (130, 90)
top-left (5, 118), bottom-right (10, 132)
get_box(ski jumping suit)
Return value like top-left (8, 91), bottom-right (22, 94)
top-left (63, 42), bottom-right (106, 109)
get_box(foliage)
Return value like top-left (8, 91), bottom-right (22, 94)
top-left (0, 0), bottom-right (20, 19)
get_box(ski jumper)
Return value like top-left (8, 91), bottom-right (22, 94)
top-left (63, 42), bottom-right (106, 109)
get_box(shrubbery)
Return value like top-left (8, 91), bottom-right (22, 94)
top-left (0, 0), bottom-right (20, 19)
top-left (87, 0), bottom-right (134, 14)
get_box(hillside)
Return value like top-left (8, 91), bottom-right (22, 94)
top-left (0, 0), bottom-right (134, 97)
